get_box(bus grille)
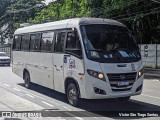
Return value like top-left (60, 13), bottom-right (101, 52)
top-left (107, 72), bottom-right (137, 92)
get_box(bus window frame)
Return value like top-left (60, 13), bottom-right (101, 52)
top-left (13, 35), bottom-right (22, 51)
top-left (54, 30), bottom-right (67, 54)
top-left (21, 34), bottom-right (30, 51)
top-left (30, 33), bottom-right (42, 52)
top-left (64, 30), bottom-right (83, 59)
top-left (13, 28), bottom-right (74, 53)
top-left (41, 31), bottom-right (55, 53)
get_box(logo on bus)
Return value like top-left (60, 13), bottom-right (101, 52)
top-left (131, 63), bottom-right (136, 72)
top-left (69, 59), bottom-right (76, 70)
top-left (120, 75), bottom-right (126, 80)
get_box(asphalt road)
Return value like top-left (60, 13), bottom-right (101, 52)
top-left (0, 66), bottom-right (160, 120)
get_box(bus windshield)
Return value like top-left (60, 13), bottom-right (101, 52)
top-left (81, 25), bottom-right (141, 63)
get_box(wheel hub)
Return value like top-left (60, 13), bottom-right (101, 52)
top-left (69, 89), bottom-right (76, 100)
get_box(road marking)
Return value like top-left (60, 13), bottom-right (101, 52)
top-left (142, 94), bottom-right (160, 100)
top-left (42, 101), bottom-right (54, 107)
top-left (13, 88), bottom-right (21, 91)
top-left (63, 106), bottom-right (71, 111)
top-left (26, 94), bottom-right (35, 98)
top-left (65, 112), bottom-right (84, 120)
top-left (152, 79), bottom-right (159, 81)
top-left (4, 84), bottom-right (10, 87)
top-left (16, 87), bottom-right (61, 106)
top-left (78, 111), bottom-right (95, 117)
top-left (144, 89), bottom-right (160, 93)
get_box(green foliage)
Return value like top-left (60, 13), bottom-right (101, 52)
top-left (0, 0), bottom-right (160, 44)
top-left (0, 0), bottom-right (11, 17)
top-left (29, 0), bottom-right (91, 23)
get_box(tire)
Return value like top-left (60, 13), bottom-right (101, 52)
top-left (67, 83), bottom-right (79, 107)
top-left (24, 72), bottom-right (31, 89)
top-left (117, 96), bottom-right (131, 101)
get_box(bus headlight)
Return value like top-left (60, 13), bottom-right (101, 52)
top-left (87, 69), bottom-right (105, 81)
top-left (138, 68), bottom-right (143, 79)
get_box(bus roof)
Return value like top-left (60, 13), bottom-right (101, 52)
top-left (14, 18), bottom-right (125, 35)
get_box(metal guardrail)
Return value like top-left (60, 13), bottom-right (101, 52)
top-left (0, 45), bottom-right (11, 57)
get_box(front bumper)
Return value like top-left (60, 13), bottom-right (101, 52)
top-left (84, 74), bottom-right (144, 99)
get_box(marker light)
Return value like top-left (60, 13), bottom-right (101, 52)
top-left (87, 69), bottom-right (105, 81)
top-left (138, 71), bottom-right (142, 77)
top-left (138, 68), bottom-right (143, 79)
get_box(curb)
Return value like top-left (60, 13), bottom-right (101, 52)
top-left (144, 68), bottom-right (160, 71)
top-left (144, 73), bottom-right (160, 78)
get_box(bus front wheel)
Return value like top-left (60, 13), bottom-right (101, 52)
top-left (24, 72), bottom-right (31, 89)
top-left (67, 83), bottom-right (79, 107)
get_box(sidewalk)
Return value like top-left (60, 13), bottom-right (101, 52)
top-left (0, 87), bottom-right (44, 111)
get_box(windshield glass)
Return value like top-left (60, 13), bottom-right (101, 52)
top-left (81, 25), bottom-right (141, 63)
top-left (0, 53), bottom-right (7, 57)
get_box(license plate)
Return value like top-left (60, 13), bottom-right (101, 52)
top-left (117, 81), bottom-right (129, 86)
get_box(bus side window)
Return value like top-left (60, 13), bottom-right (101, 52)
top-left (30, 34), bottom-right (41, 51)
top-left (13, 36), bottom-right (17, 50)
top-left (54, 32), bottom-right (66, 53)
top-left (41, 32), bottom-right (54, 52)
top-left (65, 32), bottom-right (82, 57)
top-left (21, 35), bottom-right (30, 51)
top-left (66, 32), bottom-right (81, 49)
top-left (66, 32), bottom-right (76, 49)
top-left (13, 35), bottom-right (21, 50)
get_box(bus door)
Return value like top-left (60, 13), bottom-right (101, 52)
top-left (53, 32), bottom-right (66, 93)
top-left (63, 31), bottom-right (84, 95)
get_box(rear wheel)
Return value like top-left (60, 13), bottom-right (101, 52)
top-left (67, 83), bottom-right (79, 107)
top-left (24, 72), bottom-right (31, 89)
top-left (117, 96), bottom-right (131, 101)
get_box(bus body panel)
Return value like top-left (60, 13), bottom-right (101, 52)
top-left (27, 52), bottom-right (54, 89)
top-left (63, 54), bottom-right (85, 98)
top-left (13, 51), bottom-right (54, 89)
top-left (13, 51), bottom-right (25, 78)
top-left (53, 53), bottom-right (65, 93)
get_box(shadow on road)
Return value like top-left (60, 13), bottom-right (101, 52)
top-left (18, 83), bottom-right (160, 119)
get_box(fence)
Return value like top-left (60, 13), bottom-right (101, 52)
top-left (0, 45), bottom-right (11, 57)
top-left (139, 44), bottom-right (160, 69)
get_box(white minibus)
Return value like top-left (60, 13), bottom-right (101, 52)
top-left (12, 18), bottom-right (144, 106)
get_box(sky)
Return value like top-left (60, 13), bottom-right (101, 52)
top-left (44, 0), bottom-right (56, 5)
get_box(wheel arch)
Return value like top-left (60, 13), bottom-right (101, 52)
top-left (64, 77), bottom-right (81, 97)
